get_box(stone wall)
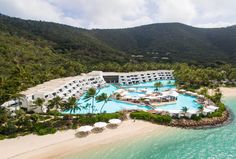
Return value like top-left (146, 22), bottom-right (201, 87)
top-left (170, 110), bottom-right (230, 129)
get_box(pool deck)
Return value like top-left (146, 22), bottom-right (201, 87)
top-left (150, 101), bottom-right (177, 107)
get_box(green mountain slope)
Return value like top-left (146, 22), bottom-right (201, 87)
top-left (91, 23), bottom-right (236, 65)
top-left (1, 14), bottom-right (236, 65)
top-left (0, 14), bottom-right (128, 64)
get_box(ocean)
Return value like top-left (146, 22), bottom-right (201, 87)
top-left (67, 96), bottom-right (236, 159)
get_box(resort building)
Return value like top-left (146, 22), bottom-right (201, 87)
top-left (102, 70), bottom-right (174, 84)
top-left (1, 70), bottom-right (174, 113)
top-left (1, 72), bottom-right (106, 113)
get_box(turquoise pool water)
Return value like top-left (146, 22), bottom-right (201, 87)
top-left (65, 96), bottom-right (236, 159)
top-left (64, 80), bottom-right (200, 114)
top-left (157, 94), bottom-right (201, 111)
top-left (64, 85), bottom-right (151, 114)
top-left (123, 80), bottom-right (175, 92)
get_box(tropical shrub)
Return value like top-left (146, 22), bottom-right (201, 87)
top-left (48, 110), bottom-right (61, 116)
top-left (130, 111), bottom-right (171, 124)
top-left (0, 134), bottom-right (5, 140)
top-left (191, 114), bottom-right (202, 121)
top-left (78, 116), bottom-right (97, 125)
top-left (1, 121), bottom-right (17, 135)
top-left (96, 113), bottom-right (121, 122)
top-left (152, 115), bottom-right (172, 124)
top-left (130, 111), bottom-right (152, 120)
top-left (36, 127), bottom-right (57, 136)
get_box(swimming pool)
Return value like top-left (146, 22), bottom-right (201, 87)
top-left (122, 80), bottom-right (175, 92)
top-left (64, 80), bottom-right (200, 114)
top-left (63, 85), bottom-right (151, 114)
top-left (156, 94), bottom-right (200, 112)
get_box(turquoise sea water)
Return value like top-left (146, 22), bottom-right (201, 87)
top-left (66, 96), bottom-right (236, 159)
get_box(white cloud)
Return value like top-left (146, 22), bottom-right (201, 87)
top-left (0, 0), bottom-right (236, 28)
top-left (156, 0), bottom-right (197, 23)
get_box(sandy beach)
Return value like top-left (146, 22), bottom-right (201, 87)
top-left (220, 87), bottom-right (236, 97)
top-left (1, 87), bottom-right (235, 159)
top-left (0, 119), bottom-right (175, 159)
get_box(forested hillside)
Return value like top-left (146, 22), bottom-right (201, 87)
top-left (1, 14), bottom-right (236, 104)
top-left (1, 14), bottom-right (236, 65)
top-left (92, 23), bottom-right (236, 65)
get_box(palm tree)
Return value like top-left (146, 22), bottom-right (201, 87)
top-left (198, 105), bottom-right (204, 113)
top-left (47, 96), bottom-right (63, 112)
top-left (62, 97), bottom-right (80, 114)
top-left (115, 93), bottom-right (121, 100)
top-left (181, 106), bottom-right (188, 116)
top-left (154, 82), bottom-right (163, 92)
top-left (96, 93), bottom-right (111, 113)
top-left (83, 88), bottom-right (100, 113)
top-left (33, 98), bottom-right (45, 113)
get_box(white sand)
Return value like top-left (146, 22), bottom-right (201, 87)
top-left (220, 87), bottom-right (236, 97)
top-left (1, 88), bottom-right (235, 159)
top-left (0, 120), bottom-right (175, 159)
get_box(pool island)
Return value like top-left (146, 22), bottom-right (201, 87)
top-left (0, 70), bottom-right (230, 141)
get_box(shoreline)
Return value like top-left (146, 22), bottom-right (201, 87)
top-left (0, 87), bottom-right (235, 159)
top-left (169, 109), bottom-right (231, 129)
top-left (220, 87), bottom-right (236, 97)
top-left (0, 120), bottom-right (176, 159)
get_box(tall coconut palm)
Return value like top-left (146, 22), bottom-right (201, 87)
top-left (154, 82), bottom-right (163, 92)
top-left (181, 106), bottom-right (188, 116)
top-left (96, 93), bottom-right (111, 113)
top-left (83, 88), bottom-right (100, 113)
top-left (33, 98), bottom-right (45, 113)
top-left (62, 97), bottom-right (81, 114)
top-left (47, 96), bottom-right (63, 112)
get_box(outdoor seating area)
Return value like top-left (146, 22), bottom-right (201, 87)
top-left (75, 119), bottom-right (122, 138)
top-left (114, 88), bottom-right (179, 106)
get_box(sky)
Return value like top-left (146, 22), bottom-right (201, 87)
top-left (0, 0), bottom-right (236, 29)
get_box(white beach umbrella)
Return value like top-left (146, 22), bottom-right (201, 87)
top-left (109, 119), bottom-right (122, 124)
top-left (78, 126), bottom-right (93, 132)
top-left (94, 122), bottom-right (107, 128)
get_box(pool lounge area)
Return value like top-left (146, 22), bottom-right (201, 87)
top-left (64, 80), bottom-right (215, 117)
